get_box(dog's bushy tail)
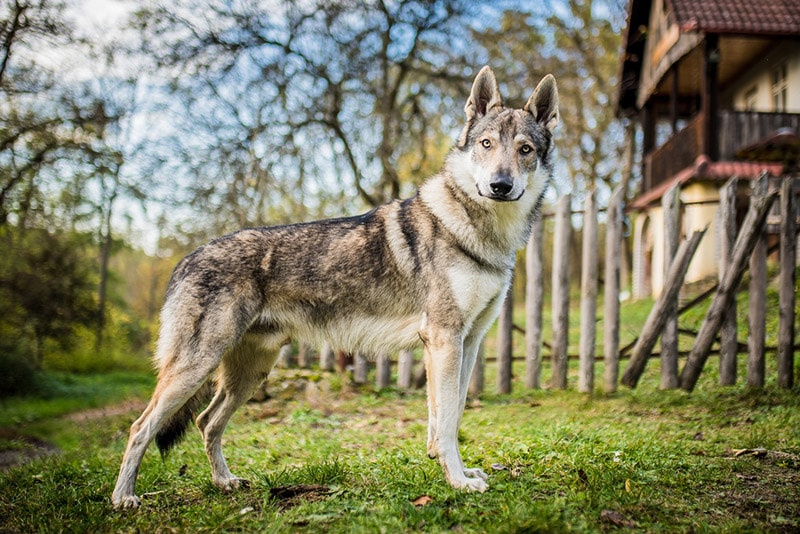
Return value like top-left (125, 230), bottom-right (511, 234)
top-left (155, 380), bottom-right (214, 457)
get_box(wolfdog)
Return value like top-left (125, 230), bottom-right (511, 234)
top-left (112, 66), bottom-right (559, 508)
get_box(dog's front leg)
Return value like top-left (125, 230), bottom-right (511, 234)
top-left (422, 324), bottom-right (488, 492)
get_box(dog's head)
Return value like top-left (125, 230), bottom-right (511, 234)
top-left (453, 66), bottom-right (559, 203)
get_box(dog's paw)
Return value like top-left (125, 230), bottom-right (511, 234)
top-left (214, 476), bottom-right (251, 492)
top-left (460, 475), bottom-right (489, 493)
top-left (112, 494), bottom-right (141, 510)
top-left (463, 467), bottom-right (489, 481)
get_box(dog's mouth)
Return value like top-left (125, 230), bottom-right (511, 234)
top-left (477, 188), bottom-right (525, 202)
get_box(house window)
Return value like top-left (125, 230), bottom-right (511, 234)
top-left (772, 63), bottom-right (788, 112)
top-left (744, 86), bottom-right (758, 110)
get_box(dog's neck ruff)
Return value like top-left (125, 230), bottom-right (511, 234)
top-left (418, 174), bottom-right (532, 272)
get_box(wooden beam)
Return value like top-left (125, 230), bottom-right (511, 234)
top-left (718, 177), bottom-right (739, 386)
top-left (703, 34), bottom-right (720, 160)
top-left (747, 177), bottom-right (768, 387)
top-left (525, 217), bottom-right (545, 389)
top-left (578, 190), bottom-right (598, 393)
top-left (551, 195), bottom-right (572, 389)
top-left (660, 183), bottom-right (681, 389)
top-left (777, 178), bottom-right (797, 389)
top-left (604, 188), bottom-right (624, 393)
top-left (496, 286), bottom-right (513, 394)
top-left (621, 227), bottom-right (707, 388)
top-left (680, 184), bottom-right (778, 392)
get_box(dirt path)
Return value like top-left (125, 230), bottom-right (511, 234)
top-left (1, 398), bottom-right (147, 470)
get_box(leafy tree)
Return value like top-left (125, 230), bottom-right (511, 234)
top-left (478, 0), bottom-right (628, 199)
top-left (130, 0), bottom-right (496, 240)
top-left (0, 227), bottom-right (98, 367)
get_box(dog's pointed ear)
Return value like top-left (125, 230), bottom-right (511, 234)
top-left (458, 66), bottom-right (503, 146)
top-left (465, 66), bottom-right (503, 120)
top-left (524, 74), bottom-right (559, 132)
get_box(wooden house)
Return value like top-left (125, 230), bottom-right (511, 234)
top-left (616, 0), bottom-right (800, 298)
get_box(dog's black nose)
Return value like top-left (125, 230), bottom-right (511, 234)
top-left (489, 175), bottom-right (513, 196)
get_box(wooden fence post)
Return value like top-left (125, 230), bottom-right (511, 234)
top-left (353, 353), bottom-right (368, 385)
top-left (621, 227), bottom-right (707, 388)
top-left (578, 190), bottom-right (598, 393)
top-left (551, 195), bottom-right (571, 389)
top-left (298, 342), bottom-right (313, 369)
top-left (680, 186), bottom-right (778, 392)
top-left (320, 343), bottom-right (336, 372)
top-left (778, 177), bottom-right (797, 389)
top-left (397, 350), bottom-right (414, 389)
top-left (604, 188), bottom-right (623, 393)
top-left (747, 176), bottom-right (768, 387)
top-left (469, 342), bottom-right (485, 396)
top-left (525, 216), bottom-right (545, 389)
top-left (496, 286), bottom-right (513, 394)
top-left (376, 354), bottom-right (391, 389)
top-left (278, 343), bottom-right (294, 368)
top-left (718, 177), bottom-right (739, 386)
top-left (661, 183), bottom-right (681, 389)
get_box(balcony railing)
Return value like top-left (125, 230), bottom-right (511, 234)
top-left (644, 110), bottom-right (800, 193)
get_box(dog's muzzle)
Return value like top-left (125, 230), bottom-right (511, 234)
top-left (479, 173), bottom-right (524, 201)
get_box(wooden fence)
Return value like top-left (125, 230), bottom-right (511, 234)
top-left (277, 176), bottom-right (798, 393)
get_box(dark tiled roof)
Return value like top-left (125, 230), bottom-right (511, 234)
top-left (630, 155), bottom-right (784, 209)
top-left (669, 0), bottom-right (800, 35)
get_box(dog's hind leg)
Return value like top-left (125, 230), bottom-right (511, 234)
top-left (112, 353), bottom-right (220, 509)
top-left (196, 334), bottom-right (281, 492)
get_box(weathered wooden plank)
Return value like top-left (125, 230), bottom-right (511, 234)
top-left (621, 227), bottom-right (707, 388)
top-left (397, 349), bottom-right (414, 389)
top-left (496, 286), bottom-right (514, 394)
top-left (353, 353), bottom-right (368, 384)
top-left (680, 186), bottom-right (779, 392)
top-left (777, 177), bottom-right (797, 389)
top-left (660, 183), bottom-right (681, 389)
top-left (718, 177), bottom-right (739, 386)
top-left (375, 353), bottom-right (391, 389)
top-left (578, 190), bottom-right (598, 393)
top-left (298, 342), bottom-right (313, 369)
top-left (278, 343), bottom-right (294, 368)
top-left (747, 177), bottom-right (768, 388)
top-left (604, 188), bottom-right (623, 393)
top-left (551, 195), bottom-right (572, 389)
top-left (319, 343), bottom-right (335, 372)
top-left (469, 342), bottom-right (485, 396)
top-left (525, 216), bottom-right (545, 389)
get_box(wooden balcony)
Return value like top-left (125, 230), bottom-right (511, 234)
top-left (643, 110), bottom-right (800, 192)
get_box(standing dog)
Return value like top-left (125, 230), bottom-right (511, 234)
top-left (112, 66), bottom-right (558, 508)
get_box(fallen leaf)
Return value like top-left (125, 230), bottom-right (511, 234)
top-left (624, 479), bottom-right (631, 493)
top-left (601, 509), bottom-right (636, 528)
top-left (732, 448), bottom-right (768, 458)
top-left (411, 495), bottom-right (433, 507)
top-left (692, 432), bottom-right (705, 441)
top-left (491, 463), bottom-right (507, 471)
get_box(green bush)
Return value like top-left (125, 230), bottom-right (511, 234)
top-left (0, 337), bottom-right (40, 398)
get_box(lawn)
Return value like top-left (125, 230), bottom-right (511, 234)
top-left (1, 358), bottom-right (798, 533)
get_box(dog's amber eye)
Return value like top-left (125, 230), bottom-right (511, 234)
top-left (481, 139), bottom-right (492, 149)
top-left (520, 144), bottom-right (533, 155)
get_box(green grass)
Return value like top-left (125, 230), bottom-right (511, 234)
top-left (1, 360), bottom-right (798, 533)
top-left (0, 371), bottom-right (155, 427)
